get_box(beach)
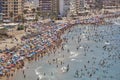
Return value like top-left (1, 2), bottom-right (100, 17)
top-left (12, 18), bottom-right (120, 80)
top-left (0, 11), bottom-right (120, 80)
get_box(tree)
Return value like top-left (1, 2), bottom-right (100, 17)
top-left (95, 0), bottom-right (103, 10)
top-left (50, 12), bottom-right (57, 20)
top-left (36, 7), bottom-right (40, 12)
top-left (32, 8), bottom-right (36, 13)
top-left (34, 14), bottom-right (38, 22)
top-left (14, 14), bottom-right (22, 22)
top-left (23, 9), bottom-right (28, 14)
top-left (36, 11), bottom-right (41, 17)
top-left (21, 14), bottom-right (25, 24)
top-left (9, 11), bottom-right (14, 22)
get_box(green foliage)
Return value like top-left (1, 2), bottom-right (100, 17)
top-left (36, 12), bottom-right (40, 16)
top-left (17, 25), bottom-right (24, 30)
top-left (23, 9), bottom-right (28, 14)
top-left (32, 8), bottom-right (36, 13)
top-left (0, 28), bottom-right (7, 30)
top-left (36, 7), bottom-right (40, 11)
top-left (50, 12), bottom-right (57, 20)
top-left (95, 0), bottom-right (103, 10)
top-left (34, 15), bottom-right (38, 22)
top-left (9, 12), bottom-right (14, 17)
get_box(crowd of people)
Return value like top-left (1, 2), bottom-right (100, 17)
top-left (0, 11), bottom-right (120, 80)
top-left (0, 21), bottom-right (72, 79)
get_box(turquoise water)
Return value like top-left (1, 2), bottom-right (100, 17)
top-left (14, 20), bottom-right (120, 80)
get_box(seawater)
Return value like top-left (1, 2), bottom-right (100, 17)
top-left (14, 19), bottom-right (120, 80)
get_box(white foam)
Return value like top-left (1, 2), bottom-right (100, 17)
top-left (71, 59), bottom-right (82, 62)
top-left (61, 66), bottom-right (67, 73)
top-left (113, 18), bottom-right (120, 25)
top-left (35, 66), bottom-right (42, 75)
top-left (39, 75), bottom-right (43, 79)
top-left (79, 46), bottom-right (83, 49)
top-left (69, 51), bottom-right (79, 58)
top-left (64, 45), bottom-right (68, 48)
top-left (105, 42), bottom-right (110, 45)
top-left (114, 22), bottom-right (120, 25)
top-left (71, 59), bottom-right (76, 61)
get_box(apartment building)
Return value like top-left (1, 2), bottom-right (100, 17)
top-left (39, 0), bottom-right (59, 18)
top-left (59, 0), bottom-right (70, 16)
top-left (103, 0), bottom-right (120, 8)
top-left (24, 1), bottom-right (36, 20)
top-left (0, 0), bottom-right (24, 22)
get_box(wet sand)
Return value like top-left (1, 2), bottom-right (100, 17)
top-left (13, 19), bottom-right (120, 80)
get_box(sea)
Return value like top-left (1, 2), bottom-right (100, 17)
top-left (14, 17), bottom-right (120, 80)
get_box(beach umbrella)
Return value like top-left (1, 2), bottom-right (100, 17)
top-left (17, 56), bottom-right (25, 61)
top-left (0, 71), bottom-right (3, 76)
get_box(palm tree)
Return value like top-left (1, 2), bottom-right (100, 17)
top-left (36, 7), bottom-right (40, 12)
top-left (36, 11), bottom-right (41, 17)
top-left (21, 14), bottom-right (25, 24)
top-left (50, 12), bottom-right (57, 20)
top-left (23, 9), bottom-right (28, 14)
top-left (95, 0), bottom-right (103, 11)
top-left (34, 14), bottom-right (38, 22)
top-left (32, 8), bottom-right (36, 13)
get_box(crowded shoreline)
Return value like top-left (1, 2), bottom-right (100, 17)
top-left (14, 16), bottom-right (120, 80)
top-left (0, 11), bottom-right (120, 80)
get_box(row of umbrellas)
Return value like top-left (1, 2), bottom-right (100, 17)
top-left (0, 21), bottom-right (71, 76)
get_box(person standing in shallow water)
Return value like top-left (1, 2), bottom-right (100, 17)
top-left (37, 77), bottom-right (39, 80)
top-left (66, 64), bottom-right (70, 72)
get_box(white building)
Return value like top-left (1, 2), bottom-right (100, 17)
top-left (79, 0), bottom-right (86, 11)
top-left (59, 0), bottom-right (70, 17)
top-left (24, 1), bottom-right (36, 20)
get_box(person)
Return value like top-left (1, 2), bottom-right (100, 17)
top-left (22, 70), bottom-right (24, 74)
top-left (44, 73), bottom-right (46, 76)
top-left (51, 72), bottom-right (53, 76)
top-left (74, 70), bottom-right (79, 78)
top-left (37, 77), bottom-right (39, 80)
top-left (23, 74), bottom-right (26, 78)
top-left (67, 49), bottom-right (70, 53)
top-left (66, 64), bottom-right (69, 72)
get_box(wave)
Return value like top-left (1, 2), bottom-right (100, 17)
top-left (105, 42), bottom-right (110, 45)
top-left (114, 22), bottom-right (120, 25)
top-left (35, 66), bottom-right (55, 80)
top-left (35, 66), bottom-right (42, 75)
top-left (69, 51), bottom-right (79, 58)
top-left (113, 17), bottom-right (120, 25)
top-left (35, 66), bottom-right (44, 79)
top-left (71, 58), bottom-right (82, 62)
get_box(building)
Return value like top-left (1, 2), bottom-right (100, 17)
top-left (59, 0), bottom-right (85, 17)
top-left (59, 0), bottom-right (70, 17)
top-left (24, 1), bottom-right (36, 21)
top-left (68, 0), bottom-right (85, 16)
top-left (39, 0), bottom-right (59, 19)
top-left (0, 1), bottom-right (2, 21)
top-left (0, 0), bottom-right (24, 22)
top-left (103, 0), bottom-right (120, 8)
top-left (84, 0), bottom-right (95, 9)
top-left (25, 0), bottom-right (39, 7)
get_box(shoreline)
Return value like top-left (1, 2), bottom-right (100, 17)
top-left (0, 21), bottom-right (73, 80)
top-left (0, 11), bottom-right (120, 80)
